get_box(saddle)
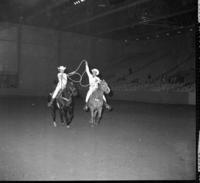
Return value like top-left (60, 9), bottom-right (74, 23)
top-left (56, 89), bottom-right (64, 98)
top-left (57, 88), bottom-right (72, 103)
top-left (57, 86), bottom-right (69, 97)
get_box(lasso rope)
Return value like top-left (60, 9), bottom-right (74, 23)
top-left (67, 59), bottom-right (89, 87)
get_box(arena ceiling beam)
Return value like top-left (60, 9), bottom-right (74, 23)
top-left (24, 0), bottom-right (70, 22)
top-left (94, 7), bottom-right (195, 36)
top-left (128, 24), bottom-right (195, 41)
top-left (62, 0), bottom-right (151, 30)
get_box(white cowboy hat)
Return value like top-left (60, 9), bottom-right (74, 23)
top-left (57, 66), bottom-right (66, 71)
top-left (91, 68), bottom-right (99, 75)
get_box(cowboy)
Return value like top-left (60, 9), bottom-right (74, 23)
top-left (83, 61), bottom-right (111, 111)
top-left (48, 66), bottom-right (75, 107)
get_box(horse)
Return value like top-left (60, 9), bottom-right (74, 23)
top-left (47, 81), bottom-right (78, 127)
top-left (87, 79), bottom-right (111, 126)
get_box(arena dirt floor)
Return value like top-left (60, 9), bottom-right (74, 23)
top-left (0, 96), bottom-right (196, 180)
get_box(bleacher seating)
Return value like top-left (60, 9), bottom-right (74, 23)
top-left (110, 68), bottom-right (195, 93)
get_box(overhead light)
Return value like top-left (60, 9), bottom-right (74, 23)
top-left (73, 0), bottom-right (86, 5)
top-left (98, 3), bottom-right (107, 7)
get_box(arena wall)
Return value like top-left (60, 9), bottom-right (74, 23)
top-left (0, 23), bottom-right (195, 105)
top-left (104, 31), bottom-right (195, 79)
top-left (107, 90), bottom-right (196, 105)
top-left (0, 23), bottom-right (121, 96)
top-left (102, 30), bottom-right (196, 105)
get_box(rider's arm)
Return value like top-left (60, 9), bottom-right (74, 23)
top-left (85, 62), bottom-right (92, 80)
top-left (57, 73), bottom-right (61, 83)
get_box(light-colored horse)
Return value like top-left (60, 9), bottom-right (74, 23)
top-left (87, 80), bottom-right (111, 126)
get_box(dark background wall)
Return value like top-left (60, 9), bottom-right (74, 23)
top-left (104, 31), bottom-right (195, 84)
top-left (102, 31), bottom-right (195, 105)
top-left (59, 31), bottom-right (122, 75)
top-left (0, 25), bottom-right (18, 74)
top-left (0, 23), bottom-right (121, 97)
top-left (0, 23), bottom-right (195, 105)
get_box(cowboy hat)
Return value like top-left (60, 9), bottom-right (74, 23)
top-left (57, 66), bottom-right (66, 71)
top-left (91, 68), bottom-right (99, 75)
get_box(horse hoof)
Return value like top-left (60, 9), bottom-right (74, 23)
top-left (53, 122), bottom-right (57, 127)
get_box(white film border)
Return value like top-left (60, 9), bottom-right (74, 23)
top-left (199, 0), bottom-right (200, 23)
top-left (199, 131), bottom-right (200, 172)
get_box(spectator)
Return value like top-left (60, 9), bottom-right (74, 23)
top-left (161, 73), bottom-right (167, 84)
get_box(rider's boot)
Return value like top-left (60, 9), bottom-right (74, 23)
top-left (83, 103), bottom-right (89, 111)
top-left (48, 98), bottom-right (54, 107)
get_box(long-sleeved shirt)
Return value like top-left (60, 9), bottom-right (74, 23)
top-left (85, 64), bottom-right (101, 89)
top-left (57, 73), bottom-right (68, 86)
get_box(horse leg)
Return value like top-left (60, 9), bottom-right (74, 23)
top-left (90, 108), bottom-right (95, 126)
top-left (59, 109), bottom-right (65, 124)
top-left (93, 110), bottom-right (98, 125)
top-left (64, 108), bottom-right (71, 128)
top-left (50, 107), bottom-right (57, 127)
top-left (96, 107), bottom-right (103, 124)
top-left (68, 106), bottom-right (73, 123)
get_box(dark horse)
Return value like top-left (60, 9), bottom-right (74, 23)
top-left (48, 81), bottom-right (78, 127)
top-left (88, 79), bottom-right (111, 126)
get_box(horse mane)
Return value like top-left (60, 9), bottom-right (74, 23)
top-left (90, 82), bottom-right (104, 99)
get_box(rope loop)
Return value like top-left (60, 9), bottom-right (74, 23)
top-left (67, 59), bottom-right (90, 88)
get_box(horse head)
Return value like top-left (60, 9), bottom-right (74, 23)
top-left (99, 80), bottom-right (110, 94)
top-left (67, 82), bottom-right (78, 97)
top-left (56, 82), bottom-right (76, 108)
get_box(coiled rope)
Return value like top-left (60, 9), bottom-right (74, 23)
top-left (67, 59), bottom-right (89, 87)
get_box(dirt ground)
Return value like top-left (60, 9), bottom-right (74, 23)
top-left (0, 97), bottom-right (196, 180)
